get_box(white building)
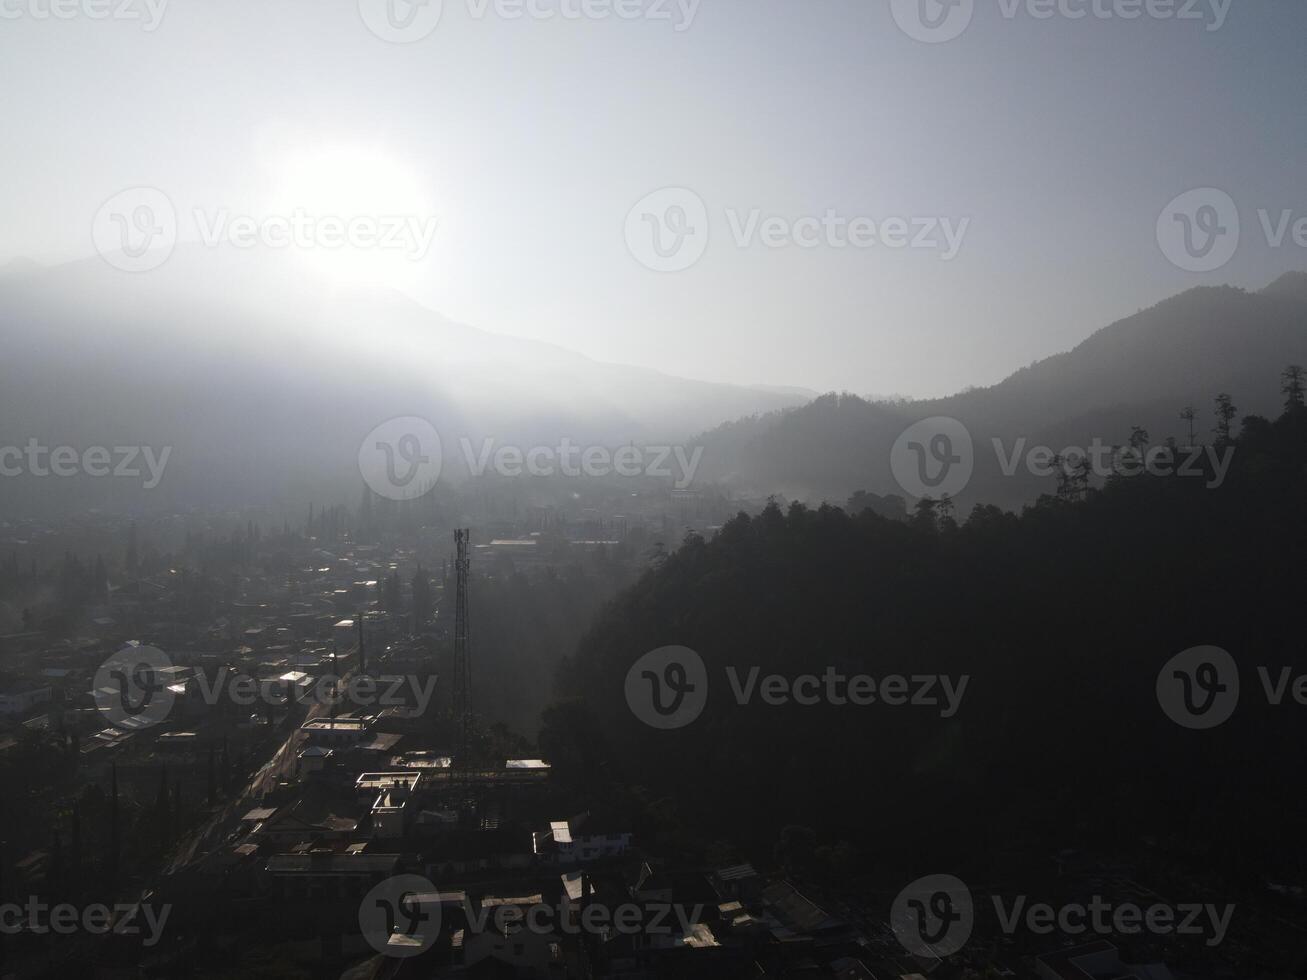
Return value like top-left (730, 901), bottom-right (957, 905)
top-left (301, 716), bottom-right (369, 747)
top-left (533, 814), bottom-right (632, 864)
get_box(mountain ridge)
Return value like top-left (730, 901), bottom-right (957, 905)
top-left (0, 247), bottom-right (809, 514)
top-left (691, 275), bottom-right (1307, 509)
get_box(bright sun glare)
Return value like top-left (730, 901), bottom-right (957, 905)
top-left (265, 144), bottom-right (437, 289)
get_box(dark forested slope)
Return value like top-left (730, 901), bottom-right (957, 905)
top-left (545, 386), bottom-right (1307, 881)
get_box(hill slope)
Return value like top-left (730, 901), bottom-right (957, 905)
top-left (694, 275), bottom-right (1307, 509)
top-left (0, 248), bottom-right (807, 514)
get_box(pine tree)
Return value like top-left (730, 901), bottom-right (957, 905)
top-left (937, 494), bottom-right (957, 531)
top-left (1179, 407), bottom-right (1198, 447)
top-left (1282, 364), bottom-right (1306, 412)
top-left (1213, 393), bottom-right (1238, 446)
top-left (912, 496), bottom-right (939, 531)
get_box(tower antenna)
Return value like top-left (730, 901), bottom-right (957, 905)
top-left (453, 529), bottom-right (472, 778)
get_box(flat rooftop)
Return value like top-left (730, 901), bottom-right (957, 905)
top-left (356, 772), bottom-right (422, 791)
top-left (302, 717), bottom-right (367, 731)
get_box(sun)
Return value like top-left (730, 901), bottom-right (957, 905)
top-left (264, 144), bottom-right (438, 288)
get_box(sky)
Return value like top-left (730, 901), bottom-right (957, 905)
top-left (1, 0), bottom-right (1305, 399)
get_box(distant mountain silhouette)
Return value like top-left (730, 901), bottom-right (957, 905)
top-left (694, 274), bottom-right (1307, 509)
top-left (0, 247), bottom-right (808, 514)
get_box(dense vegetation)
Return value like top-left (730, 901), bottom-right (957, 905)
top-left (545, 378), bottom-right (1307, 886)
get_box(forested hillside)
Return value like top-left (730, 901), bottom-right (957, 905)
top-left (544, 377), bottom-right (1307, 884)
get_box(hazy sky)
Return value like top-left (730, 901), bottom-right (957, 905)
top-left (2, 0), bottom-right (1305, 398)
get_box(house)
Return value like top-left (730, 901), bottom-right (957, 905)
top-left (391, 750), bottom-right (452, 773)
top-left (369, 784), bottom-right (412, 839)
top-left (456, 892), bottom-right (566, 976)
top-left (265, 851), bottom-right (400, 901)
top-left (261, 670), bottom-right (314, 705)
top-left (301, 716), bottom-right (369, 747)
top-left (353, 772), bottom-right (423, 838)
top-left (532, 812), bottom-right (631, 864)
top-left (712, 863), bottom-right (765, 905)
top-left (250, 787), bottom-right (361, 845)
top-left (297, 745), bottom-right (332, 776)
top-left (333, 619), bottom-right (358, 654)
top-left (354, 771), bottom-right (422, 803)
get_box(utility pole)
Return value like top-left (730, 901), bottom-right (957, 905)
top-left (357, 612), bottom-right (365, 675)
top-left (453, 529), bottom-right (472, 779)
top-left (1179, 406), bottom-right (1197, 448)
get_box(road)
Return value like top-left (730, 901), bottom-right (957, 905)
top-left (163, 689), bottom-right (338, 874)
